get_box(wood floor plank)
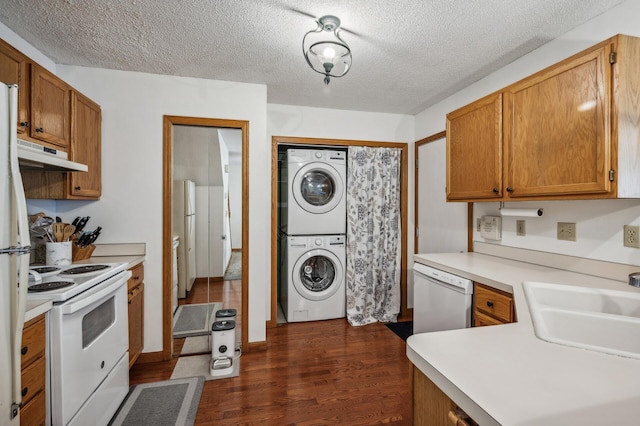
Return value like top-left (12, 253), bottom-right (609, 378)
top-left (130, 317), bottom-right (411, 424)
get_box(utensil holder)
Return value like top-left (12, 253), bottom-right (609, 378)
top-left (72, 244), bottom-right (96, 261)
top-left (46, 242), bottom-right (72, 266)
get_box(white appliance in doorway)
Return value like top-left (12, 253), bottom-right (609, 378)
top-left (281, 234), bottom-right (346, 322)
top-left (1, 84), bottom-right (30, 425)
top-left (283, 148), bottom-right (346, 235)
top-left (174, 180), bottom-right (196, 298)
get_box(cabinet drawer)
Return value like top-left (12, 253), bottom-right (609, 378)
top-left (474, 284), bottom-right (513, 323)
top-left (20, 355), bottom-right (45, 406)
top-left (19, 387), bottom-right (45, 426)
top-left (21, 316), bottom-right (45, 368)
top-left (127, 264), bottom-right (144, 291)
top-left (474, 310), bottom-right (506, 327)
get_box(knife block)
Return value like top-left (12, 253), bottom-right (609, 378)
top-left (72, 243), bottom-right (95, 261)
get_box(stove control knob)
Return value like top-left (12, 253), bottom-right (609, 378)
top-left (315, 238), bottom-right (322, 246)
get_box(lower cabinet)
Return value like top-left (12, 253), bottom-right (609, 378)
top-left (473, 282), bottom-right (515, 326)
top-left (413, 366), bottom-right (477, 426)
top-left (20, 314), bottom-right (46, 426)
top-left (127, 264), bottom-right (144, 368)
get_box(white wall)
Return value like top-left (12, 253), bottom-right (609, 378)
top-left (53, 66), bottom-right (268, 350)
top-left (267, 104), bottom-right (415, 314)
top-left (414, 0), bottom-right (640, 266)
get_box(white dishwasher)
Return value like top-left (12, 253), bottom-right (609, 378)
top-left (413, 263), bottom-right (473, 334)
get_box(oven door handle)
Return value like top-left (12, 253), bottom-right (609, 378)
top-left (61, 271), bottom-right (132, 315)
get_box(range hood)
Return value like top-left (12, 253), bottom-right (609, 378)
top-left (17, 139), bottom-right (88, 172)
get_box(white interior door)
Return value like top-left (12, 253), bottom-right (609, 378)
top-left (417, 137), bottom-right (467, 253)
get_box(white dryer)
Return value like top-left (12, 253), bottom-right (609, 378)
top-left (281, 234), bottom-right (346, 322)
top-left (283, 148), bottom-right (347, 235)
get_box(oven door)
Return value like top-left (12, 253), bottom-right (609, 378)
top-left (49, 270), bottom-right (131, 426)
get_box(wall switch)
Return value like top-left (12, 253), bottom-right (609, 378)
top-left (623, 225), bottom-right (640, 248)
top-left (516, 220), bottom-right (526, 236)
top-left (557, 222), bottom-right (576, 241)
top-left (477, 218), bottom-right (481, 232)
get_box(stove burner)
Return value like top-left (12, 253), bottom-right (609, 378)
top-left (30, 266), bottom-right (61, 274)
top-left (62, 265), bottom-right (110, 275)
top-left (28, 281), bottom-right (75, 292)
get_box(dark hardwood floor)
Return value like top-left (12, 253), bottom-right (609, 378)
top-left (130, 262), bottom-right (411, 424)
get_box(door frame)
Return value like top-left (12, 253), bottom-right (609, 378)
top-left (270, 136), bottom-right (410, 328)
top-left (162, 115), bottom-right (249, 359)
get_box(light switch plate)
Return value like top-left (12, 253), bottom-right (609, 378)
top-left (480, 216), bottom-right (502, 240)
top-left (516, 220), bottom-right (526, 236)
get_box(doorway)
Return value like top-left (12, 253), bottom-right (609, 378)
top-left (414, 131), bottom-right (470, 254)
top-left (162, 116), bottom-right (249, 360)
top-left (270, 136), bottom-right (410, 327)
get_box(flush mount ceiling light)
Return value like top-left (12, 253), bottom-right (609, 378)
top-left (302, 15), bottom-right (352, 85)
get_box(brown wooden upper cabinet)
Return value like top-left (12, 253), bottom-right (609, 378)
top-left (446, 34), bottom-right (640, 202)
top-left (31, 64), bottom-right (70, 149)
top-left (0, 39), bottom-right (31, 134)
top-left (70, 90), bottom-right (101, 198)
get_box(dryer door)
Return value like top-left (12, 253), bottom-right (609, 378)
top-left (292, 162), bottom-right (344, 214)
top-left (292, 249), bottom-right (343, 301)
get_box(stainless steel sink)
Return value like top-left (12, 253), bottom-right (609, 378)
top-left (523, 281), bottom-right (640, 359)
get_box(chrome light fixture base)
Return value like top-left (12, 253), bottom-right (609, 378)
top-left (302, 15), bottom-right (352, 85)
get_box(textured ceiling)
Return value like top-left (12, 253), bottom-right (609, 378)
top-left (0, 0), bottom-right (627, 114)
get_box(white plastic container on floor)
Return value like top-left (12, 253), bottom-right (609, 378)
top-left (210, 320), bottom-right (235, 376)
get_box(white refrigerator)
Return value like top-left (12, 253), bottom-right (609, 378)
top-left (0, 84), bottom-right (30, 425)
top-left (174, 180), bottom-right (196, 298)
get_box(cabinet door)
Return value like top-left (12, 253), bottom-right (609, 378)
top-left (128, 282), bottom-right (144, 368)
top-left (30, 64), bottom-right (70, 149)
top-left (446, 92), bottom-right (503, 201)
top-left (504, 44), bottom-right (612, 197)
top-left (70, 90), bottom-right (101, 198)
top-left (0, 39), bottom-right (30, 133)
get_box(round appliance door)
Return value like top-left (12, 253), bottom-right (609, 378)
top-left (292, 162), bottom-right (344, 214)
top-left (292, 249), bottom-right (343, 301)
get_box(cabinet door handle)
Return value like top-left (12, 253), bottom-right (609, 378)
top-left (21, 387), bottom-right (28, 397)
top-left (492, 187), bottom-right (499, 194)
top-left (486, 301), bottom-right (494, 307)
top-left (75, 186), bottom-right (81, 190)
top-left (35, 127), bottom-right (44, 133)
top-left (20, 121), bottom-right (30, 128)
top-left (21, 346), bottom-right (28, 355)
top-left (506, 187), bottom-right (513, 193)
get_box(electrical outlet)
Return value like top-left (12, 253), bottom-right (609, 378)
top-left (623, 225), bottom-right (640, 248)
top-left (516, 220), bottom-right (526, 236)
top-left (477, 218), bottom-right (481, 232)
top-left (557, 222), bottom-right (576, 241)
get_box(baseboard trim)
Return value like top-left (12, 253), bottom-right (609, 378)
top-left (134, 350), bottom-right (168, 365)
top-left (194, 276), bottom-right (224, 285)
top-left (246, 340), bottom-right (267, 352)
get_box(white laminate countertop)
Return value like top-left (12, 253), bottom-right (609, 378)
top-left (408, 252), bottom-right (640, 426)
top-left (25, 299), bottom-right (52, 323)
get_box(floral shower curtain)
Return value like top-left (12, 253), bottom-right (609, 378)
top-left (346, 146), bottom-right (402, 326)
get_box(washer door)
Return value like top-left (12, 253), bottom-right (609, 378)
top-left (292, 249), bottom-right (343, 301)
top-left (292, 162), bottom-right (344, 214)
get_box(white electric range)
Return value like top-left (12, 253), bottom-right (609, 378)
top-left (27, 262), bottom-right (131, 426)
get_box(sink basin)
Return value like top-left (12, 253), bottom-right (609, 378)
top-left (523, 281), bottom-right (640, 359)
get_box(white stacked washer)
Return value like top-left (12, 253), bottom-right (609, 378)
top-left (281, 148), bottom-right (347, 322)
top-left (281, 234), bottom-right (346, 322)
top-left (283, 148), bottom-right (346, 235)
